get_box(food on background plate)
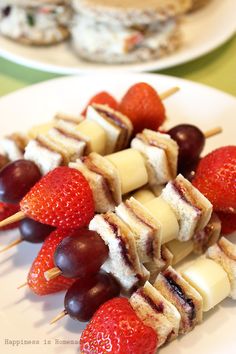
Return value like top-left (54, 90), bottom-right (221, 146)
top-left (71, 0), bottom-right (191, 63)
top-left (0, 0), bottom-right (72, 45)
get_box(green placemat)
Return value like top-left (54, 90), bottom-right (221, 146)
top-left (0, 35), bottom-right (235, 97)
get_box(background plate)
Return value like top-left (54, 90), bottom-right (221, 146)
top-left (0, 73), bottom-right (235, 354)
top-left (0, 0), bottom-right (235, 74)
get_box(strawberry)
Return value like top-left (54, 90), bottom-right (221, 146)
top-left (20, 166), bottom-right (94, 228)
top-left (28, 228), bottom-right (76, 295)
top-left (119, 82), bottom-right (166, 134)
top-left (216, 212), bottom-right (236, 235)
top-left (0, 202), bottom-right (19, 230)
top-left (193, 146), bottom-right (236, 213)
top-left (81, 91), bottom-right (118, 116)
top-left (80, 297), bottom-right (158, 354)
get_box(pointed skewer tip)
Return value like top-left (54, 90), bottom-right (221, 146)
top-left (17, 282), bottom-right (28, 290)
top-left (50, 310), bottom-right (67, 325)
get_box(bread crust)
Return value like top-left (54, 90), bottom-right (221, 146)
top-left (72, 0), bottom-right (191, 25)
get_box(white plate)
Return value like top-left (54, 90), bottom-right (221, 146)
top-left (0, 73), bottom-right (235, 354)
top-left (0, 0), bottom-right (235, 74)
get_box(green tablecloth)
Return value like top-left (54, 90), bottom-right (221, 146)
top-left (0, 35), bottom-right (235, 97)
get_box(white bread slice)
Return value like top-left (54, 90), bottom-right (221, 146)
top-left (69, 159), bottom-right (116, 213)
top-left (91, 104), bottom-right (133, 150)
top-left (54, 112), bottom-right (84, 125)
top-left (161, 174), bottom-right (212, 241)
top-left (84, 152), bottom-right (122, 206)
top-left (193, 213), bottom-right (221, 254)
top-left (89, 212), bottom-right (149, 292)
top-left (130, 281), bottom-right (181, 347)
top-left (131, 130), bottom-right (178, 188)
top-left (86, 104), bottom-right (132, 154)
top-left (207, 237), bottom-right (236, 299)
top-left (24, 139), bottom-right (63, 175)
top-left (86, 105), bottom-right (120, 154)
top-left (0, 133), bottom-right (28, 161)
top-left (47, 127), bottom-right (86, 161)
top-left (154, 266), bottom-right (203, 334)
top-left (115, 197), bottom-right (162, 264)
top-left (36, 134), bottom-right (70, 164)
top-left (142, 129), bottom-right (178, 179)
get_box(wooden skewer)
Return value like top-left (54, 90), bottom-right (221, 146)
top-left (0, 238), bottom-right (22, 254)
top-left (160, 86), bottom-right (180, 100)
top-left (17, 282), bottom-right (28, 290)
top-left (0, 210), bottom-right (25, 229)
top-left (0, 118), bottom-right (222, 233)
top-left (44, 267), bottom-right (62, 281)
top-left (204, 127), bottom-right (222, 138)
top-left (50, 310), bottom-right (67, 325)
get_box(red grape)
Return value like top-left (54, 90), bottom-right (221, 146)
top-left (0, 160), bottom-right (41, 204)
top-left (19, 218), bottom-right (55, 243)
top-left (54, 229), bottom-right (109, 278)
top-left (64, 271), bottom-right (120, 321)
top-left (168, 124), bottom-right (205, 170)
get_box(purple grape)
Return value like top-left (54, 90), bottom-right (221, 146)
top-left (54, 229), bottom-right (109, 278)
top-left (19, 218), bottom-right (55, 243)
top-left (0, 160), bottom-right (41, 204)
top-left (168, 124), bottom-right (205, 170)
top-left (64, 271), bottom-right (120, 322)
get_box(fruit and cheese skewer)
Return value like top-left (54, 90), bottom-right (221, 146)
top-left (128, 238), bottom-right (235, 348)
top-left (133, 187), bottom-right (222, 261)
top-left (23, 85), bottom-right (179, 175)
top-left (0, 119), bottom-right (222, 230)
top-left (79, 237), bottom-right (236, 353)
top-left (0, 131), bottom-right (226, 259)
top-left (43, 173), bottom-right (213, 292)
top-left (48, 211), bottom-right (221, 326)
top-left (0, 83), bottom-right (173, 173)
top-left (15, 144), bottom-right (235, 298)
top-left (14, 172), bottom-right (213, 297)
top-left (0, 126), bottom-right (180, 230)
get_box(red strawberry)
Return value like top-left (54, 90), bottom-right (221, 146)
top-left (193, 146), bottom-right (236, 213)
top-left (0, 202), bottom-right (19, 230)
top-left (20, 167), bottom-right (94, 228)
top-left (80, 297), bottom-right (158, 354)
top-left (82, 91), bottom-right (118, 116)
top-left (119, 82), bottom-right (166, 134)
top-left (216, 212), bottom-right (236, 235)
top-left (28, 228), bottom-right (76, 295)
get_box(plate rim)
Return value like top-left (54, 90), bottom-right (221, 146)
top-left (0, 72), bottom-right (236, 103)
